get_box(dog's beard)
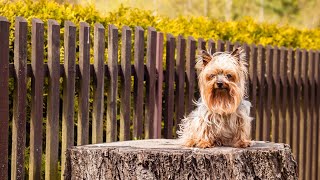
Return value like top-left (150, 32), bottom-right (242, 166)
top-left (201, 82), bottom-right (242, 114)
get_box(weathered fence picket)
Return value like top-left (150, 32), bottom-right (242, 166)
top-left (307, 50), bottom-right (314, 180)
top-left (106, 24), bottom-right (118, 142)
top-left (293, 48), bottom-right (301, 166)
top-left (217, 39), bottom-right (224, 51)
top-left (145, 27), bottom-right (157, 139)
top-left (316, 51), bottom-right (320, 180)
top-left (310, 50), bottom-right (317, 180)
top-left (257, 45), bottom-right (265, 141)
top-left (280, 48), bottom-right (288, 144)
top-left (301, 49), bottom-right (308, 180)
top-left (164, 34), bottom-right (175, 139)
top-left (175, 35), bottom-right (186, 136)
top-left (207, 39), bottom-right (215, 53)
top-left (185, 36), bottom-right (196, 115)
top-left (46, 19), bottom-right (60, 180)
top-left (0, 16), bottom-right (9, 180)
top-left (77, 22), bottom-right (90, 146)
top-left (272, 46), bottom-right (281, 142)
top-left (226, 41), bottom-right (233, 52)
top-left (288, 48), bottom-right (295, 147)
top-left (29, 18), bottom-right (44, 180)
top-left (154, 32), bottom-right (164, 138)
top-left (92, 23), bottom-right (105, 144)
top-left (198, 38), bottom-right (206, 51)
top-left (61, 21), bottom-right (76, 178)
top-left (249, 44), bottom-right (257, 140)
top-left (0, 17), bottom-right (319, 179)
top-left (120, 26), bottom-right (132, 141)
top-left (11, 16), bottom-right (28, 180)
top-left (133, 26), bottom-right (144, 140)
top-left (265, 46), bottom-right (272, 141)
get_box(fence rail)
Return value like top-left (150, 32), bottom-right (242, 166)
top-left (0, 16), bottom-right (319, 180)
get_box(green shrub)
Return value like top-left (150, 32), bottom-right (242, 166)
top-left (0, 0), bottom-right (320, 52)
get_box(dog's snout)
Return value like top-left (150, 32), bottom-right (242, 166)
top-left (217, 82), bottom-right (223, 88)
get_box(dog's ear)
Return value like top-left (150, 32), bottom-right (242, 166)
top-left (231, 47), bottom-right (246, 62)
top-left (198, 49), bottom-right (212, 67)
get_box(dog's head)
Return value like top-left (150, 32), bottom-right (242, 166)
top-left (196, 47), bottom-right (248, 114)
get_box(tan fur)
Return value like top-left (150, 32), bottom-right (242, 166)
top-left (177, 47), bottom-right (253, 148)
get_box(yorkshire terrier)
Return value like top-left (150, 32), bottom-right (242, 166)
top-left (177, 47), bottom-right (252, 148)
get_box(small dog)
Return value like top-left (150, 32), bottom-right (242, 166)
top-left (177, 47), bottom-right (252, 148)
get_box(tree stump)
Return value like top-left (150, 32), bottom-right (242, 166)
top-left (65, 139), bottom-right (298, 180)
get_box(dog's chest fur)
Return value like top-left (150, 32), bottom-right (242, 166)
top-left (178, 99), bottom-right (252, 146)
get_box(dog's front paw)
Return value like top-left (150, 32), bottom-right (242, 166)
top-left (233, 140), bottom-right (252, 148)
top-left (184, 139), bottom-right (196, 147)
top-left (197, 140), bottom-right (213, 148)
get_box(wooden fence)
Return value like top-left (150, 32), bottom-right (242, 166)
top-left (0, 16), bottom-right (319, 180)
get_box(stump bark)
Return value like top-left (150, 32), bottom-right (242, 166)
top-left (65, 139), bottom-right (298, 180)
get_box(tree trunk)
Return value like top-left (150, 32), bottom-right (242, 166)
top-left (65, 139), bottom-right (298, 180)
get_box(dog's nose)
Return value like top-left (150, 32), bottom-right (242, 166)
top-left (217, 82), bottom-right (223, 88)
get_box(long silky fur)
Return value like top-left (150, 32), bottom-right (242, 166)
top-left (177, 98), bottom-right (252, 147)
top-left (177, 47), bottom-right (253, 148)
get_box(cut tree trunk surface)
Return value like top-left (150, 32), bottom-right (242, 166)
top-left (65, 139), bottom-right (298, 180)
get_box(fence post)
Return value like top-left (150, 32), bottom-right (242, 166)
top-left (145, 27), bottom-right (157, 139)
top-left (217, 40), bottom-right (225, 51)
top-left (175, 35), bottom-right (186, 136)
top-left (315, 51), bottom-right (320, 180)
top-left (249, 44), bottom-right (257, 140)
top-left (154, 32), bottom-right (164, 138)
top-left (306, 50), bottom-right (315, 180)
top-left (78, 22), bottom-right (90, 145)
top-left (185, 36), bottom-right (196, 115)
top-left (287, 48), bottom-right (295, 147)
top-left (106, 24), bottom-right (118, 142)
top-left (0, 16), bottom-right (9, 180)
top-left (256, 45), bottom-right (265, 141)
top-left (92, 23), bottom-right (105, 144)
top-left (279, 47), bottom-right (288, 143)
top-left (300, 49), bottom-right (308, 180)
top-left (133, 26), bottom-right (144, 140)
top-left (198, 38), bottom-right (206, 51)
top-left (310, 50), bottom-right (317, 180)
top-left (120, 26), bottom-right (131, 141)
top-left (264, 46), bottom-right (272, 141)
top-left (234, 42), bottom-right (241, 49)
top-left (207, 39), bottom-right (215, 54)
top-left (164, 34), bottom-right (175, 139)
top-left (293, 49), bottom-right (302, 169)
top-left (271, 46), bottom-right (280, 142)
top-left (46, 19), bottom-right (60, 180)
top-left (11, 16), bottom-right (28, 180)
top-left (196, 38), bottom-right (206, 100)
top-left (225, 41), bottom-right (233, 52)
top-left (61, 21), bottom-right (76, 178)
top-left (29, 18), bottom-right (44, 180)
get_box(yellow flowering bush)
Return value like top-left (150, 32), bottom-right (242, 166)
top-left (0, 0), bottom-right (320, 54)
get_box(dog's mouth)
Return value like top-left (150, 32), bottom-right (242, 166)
top-left (212, 88), bottom-right (230, 98)
top-left (213, 87), bottom-right (229, 92)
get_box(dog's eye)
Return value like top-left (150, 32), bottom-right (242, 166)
top-left (226, 74), bottom-right (232, 79)
top-left (209, 74), bottom-right (215, 79)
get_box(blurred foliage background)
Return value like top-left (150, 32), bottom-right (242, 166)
top-left (1, 0), bottom-right (320, 50)
top-left (82, 0), bottom-right (319, 29)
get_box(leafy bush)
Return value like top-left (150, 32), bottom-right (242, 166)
top-left (0, 0), bottom-right (320, 52)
